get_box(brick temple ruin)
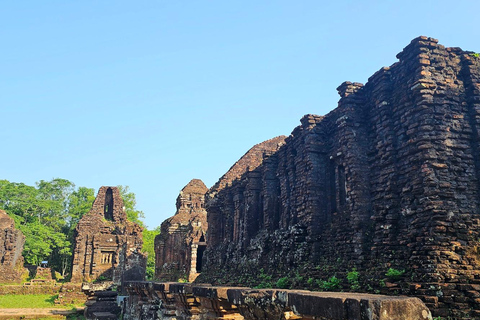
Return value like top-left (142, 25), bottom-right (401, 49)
top-left (0, 209), bottom-right (28, 283)
top-left (155, 179), bottom-right (208, 282)
top-left (182, 36), bottom-right (480, 319)
top-left (71, 186), bottom-right (146, 285)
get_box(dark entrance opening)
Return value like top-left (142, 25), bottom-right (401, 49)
top-left (104, 188), bottom-right (114, 221)
top-left (196, 245), bottom-right (206, 272)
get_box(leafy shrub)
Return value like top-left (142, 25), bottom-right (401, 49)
top-left (94, 275), bottom-right (109, 283)
top-left (347, 269), bottom-right (359, 283)
top-left (253, 269), bottom-right (273, 289)
top-left (54, 271), bottom-right (64, 281)
top-left (276, 277), bottom-right (289, 289)
top-left (259, 269), bottom-right (272, 281)
top-left (294, 272), bottom-right (303, 282)
top-left (347, 269), bottom-right (360, 290)
top-left (317, 276), bottom-right (341, 291)
top-left (385, 268), bottom-right (405, 281)
top-left (307, 277), bottom-right (315, 286)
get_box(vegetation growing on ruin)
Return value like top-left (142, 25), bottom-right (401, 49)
top-left (317, 276), bottom-right (341, 291)
top-left (0, 179), bottom-right (146, 279)
top-left (275, 277), bottom-right (289, 289)
top-left (252, 268), bottom-right (274, 289)
top-left (385, 268), bottom-right (405, 281)
top-left (212, 258), bottom-right (414, 297)
top-left (346, 269), bottom-right (360, 290)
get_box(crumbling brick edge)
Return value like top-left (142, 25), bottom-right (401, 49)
top-left (122, 281), bottom-right (432, 320)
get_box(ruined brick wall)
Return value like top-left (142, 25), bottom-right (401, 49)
top-left (154, 179), bottom-right (208, 282)
top-left (198, 37), bottom-right (480, 319)
top-left (0, 210), bottom-right (28, 283)
top-left (206, 136), bottom-right (286, 249)
top-left (123, 282), bottom-right (432, 320)
top-left (71, 186), bottom-right (146, 285)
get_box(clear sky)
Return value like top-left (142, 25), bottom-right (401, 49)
top-left (2, 1), bottom-right (480, 229)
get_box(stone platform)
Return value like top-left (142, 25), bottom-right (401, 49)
top-left (123, 281), bottom-right (432, 320)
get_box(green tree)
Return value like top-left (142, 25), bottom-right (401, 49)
top-left (117, 185), bottom-right (145, 227)
top-left (58, 186), bottom-right (94, 276)
top-left (36, 178), bottom-right (75, 230)
top-left (0, 180), bottom-right (147, 279)
top-left (0, 179), bottom-right (95, 277)
top-left (142, 227), bottom-right (160, 280)
top-left (21, 222), bottom-right (54, 265)
top-left (66, 187), bottom-right (95, 231)
top-left (0, 180), bottom-right (43, 224)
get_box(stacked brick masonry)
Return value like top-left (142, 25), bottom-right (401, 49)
top-left (71, 187), bottom-right (145, 286)
top-left (154, 179), bottom-right (208, 282)
top-left (205, 137), bottom-right (286, 250)
top-left (0, 210), bottom-right (28, 283)
top-left (198, 37), bottom-right (480, 319)
top-left (123, 282), bottom-right (432, 320)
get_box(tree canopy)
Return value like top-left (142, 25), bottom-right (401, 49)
top-left (117, 185), bottom-right (145, 227)
top-left (0, 179), bottom-right (150, 279)
top-left (142, 226), bottom-right (160, 280)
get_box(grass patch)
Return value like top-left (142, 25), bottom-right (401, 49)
top-left (35, 316), bottom-right (85, 320)
top-left (0, 294), bottom-right (59, 308)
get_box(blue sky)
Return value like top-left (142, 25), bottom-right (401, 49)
top-left (2, 1), bottom-right (480, 229)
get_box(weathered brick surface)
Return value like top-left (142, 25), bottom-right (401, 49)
top-left (154, 179), bottom-right (208, 282)
top-left (206, 136), bottom-right (286, 249)
top-left (71, 186), bottom-right (146, 285)
top-left (55, 283), bottom-right (86, 306)
top-left (0, 209), bottom-right (28, 283)
top-left (84, 290), bottom-right (120, 320)
top-left (197, 37), bottom-right (480, 319)
top-left (123, 281), bottom-right (432, 320)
